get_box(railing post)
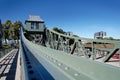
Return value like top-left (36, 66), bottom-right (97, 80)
top-left (92, 42), bottom-right (96, 60)
top-left (70, 41), bottom-right (76, 54)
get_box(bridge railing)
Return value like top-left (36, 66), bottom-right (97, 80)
top-left (45, 28), bottom-right (120, 62)
top-left (20, 37), bottom-right (29, 80)
top-left (20, 28), bottom-right (120, 80)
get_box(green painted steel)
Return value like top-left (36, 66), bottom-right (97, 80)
top-left (21, 28), bottom-right (120, 80)
top-left (103, 48), bottom-right (119, 62)
top-left (24, 19), bottom-right (45, 32)
top-left (46, 28), bottom-right (120, 62)
top-left (25, 22), bottom-right (45, 32)
top-left (20, 41), bottom-right (29, 80)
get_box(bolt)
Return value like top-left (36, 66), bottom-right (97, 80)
top-left (28, 70), bottom-right (34, 74)
top-left (28, 65), bottom-right (32, 68)
top-left (27, 62), bottom-right (30, 64)
top-left (26, 59), bottom-right (29, 61)
top-left (65, 67), bottom-right (69, 70)
top-left (58, 63), bottom-right (62, 66)
top-left (74, 73), bottom-right (79, 76)
top-left (53, 60), bottom-right (57, 63)
top-left (31, 78), bottom-right (37, 80)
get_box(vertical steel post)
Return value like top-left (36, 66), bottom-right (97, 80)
top-left (92, 42), bottom-right (96, 60)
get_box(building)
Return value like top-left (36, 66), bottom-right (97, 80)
top-left (25, 15), bottom-right (45, 33)
top-left (66, 31), bottom-right (73, 36)
top-left (24, 15), bottom-right (46, 46)
top-left (94, 31), bottom-right (106, 39)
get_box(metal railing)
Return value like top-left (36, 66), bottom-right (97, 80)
top-left (20, 28), bottom-right (120, 80)
top-left (45, 28), bottom-right (120, 62)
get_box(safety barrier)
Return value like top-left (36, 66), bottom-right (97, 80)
top-left (20, 28), bottom-right (120, 80)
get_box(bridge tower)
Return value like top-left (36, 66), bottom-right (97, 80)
top-left (24, 15), bottom-right (46, 46)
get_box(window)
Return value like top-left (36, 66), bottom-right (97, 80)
top-left (36, 23), bottom-right (39, 29)
top-left (31, 22), bottom-right (34, 29)
top-left (31, 22), bottom-right (39, 29)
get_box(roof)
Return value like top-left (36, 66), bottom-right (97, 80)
top-left (26, 15), bottom-right (44, 22)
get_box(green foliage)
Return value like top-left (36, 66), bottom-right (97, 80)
top-left (72, 35), bottom-right (79, 37)
top-left (2, 20), bottom-right (12, 43)
top-left (4, 20), bottom-right (12, 29)
top-left (12, 21), bottom-right (21, 40)
top-left (2, 43), bottom-right (10, 49)
top-left (103, 37), bottom-right (114, 40)
top-left (2, 20), bottom-right (22, 44)
top-left (53, 27), bottom-right (66, 34)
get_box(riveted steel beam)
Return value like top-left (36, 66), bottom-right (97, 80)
top-left (20, 28), bottom-right (120, 80)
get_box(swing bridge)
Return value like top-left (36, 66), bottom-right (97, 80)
top-left (20, 27), bottom-right (120, 80)
top-left (0, 26), bottom-right (120, 80)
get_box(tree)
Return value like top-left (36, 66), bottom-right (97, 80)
top-left (2, 20), bottom-right (22, 44)
top-left (109, 37), bottom-right (114, 40)
top-left (73, 35), bottom-right (79, 37)
top-left (2, 20), bottom-right (12, 44)
top-left (53, 27), bottom-right (66, 34)
top-left (53, 27), bottom-right (58, 32)
top-left (12, 21), bottom-right (22, 43)
top-left (103, 37), bottom-right (114, 40)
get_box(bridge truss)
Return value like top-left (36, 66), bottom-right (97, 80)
top-left (20, 27), bottom-right (120, 80)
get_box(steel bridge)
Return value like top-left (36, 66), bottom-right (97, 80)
top-left (1, 27), bottom-right (120, 80)
top-left (19, 27), bottom-right (120, 80)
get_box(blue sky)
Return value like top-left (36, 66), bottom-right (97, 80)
top-left (0, 0), bottom-right (120, 39)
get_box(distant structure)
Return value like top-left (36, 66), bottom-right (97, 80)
top-left (66, 31), bottom-right (73, 36)
top-left (24, 15), bottom-right (46, 46)
top-left (25, 15), bottom-right (45, 33)
top-left (94, 31), bottom-right (106, 39)
top-left (0, 20), bottom-right (2, 48)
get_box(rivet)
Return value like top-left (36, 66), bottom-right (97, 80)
top-left (54, 60), bottom-right (57, 62)
top-left (28, 65), bottom-right (32, 68)
top-left (31, 77), bottom-right (37, 80)
top-left (50, 57), bottom-right (53, 60)
top-left (27, 62), bottom-right (30, 64)
top-left (58, 63), bottom-right (62, 66)
top-left (28, 70), bottom-right (34, 74)
top-left (65, 67), bottom-right (69, 70)
top-left (74, 73), bottom-right (79, 76)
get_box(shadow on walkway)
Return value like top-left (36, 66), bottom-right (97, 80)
top-left (0, 49), bottom-right (18, 80)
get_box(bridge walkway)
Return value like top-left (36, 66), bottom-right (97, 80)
top-left (0, 49), bottom-right (20, 80)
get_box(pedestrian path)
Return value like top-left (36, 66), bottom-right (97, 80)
top-left (0, 49), bottom-right (19, 80)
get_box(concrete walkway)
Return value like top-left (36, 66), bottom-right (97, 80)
top-left (0, 49), bottom-right (20, 80)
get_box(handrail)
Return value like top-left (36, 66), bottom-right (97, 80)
top-left (21, 28), bottom-right (120, 80)
top-left (20, 33), bottom-right (29, 80)
top-left (47, 28), bottom-right (120, 44)
top-left (46, 28), bottom-right (120, 61)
